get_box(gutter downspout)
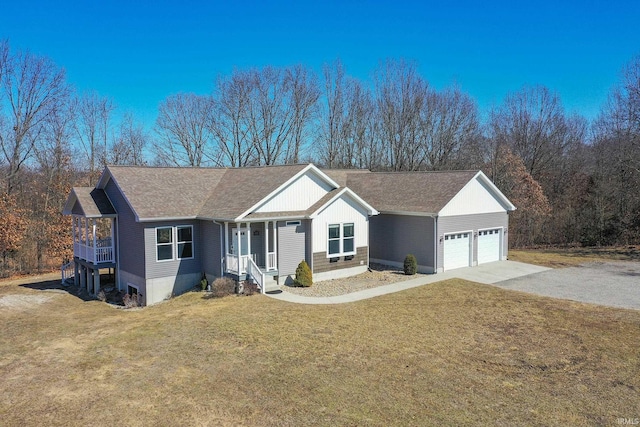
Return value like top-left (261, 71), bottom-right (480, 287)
top-left (213, 220), bottom-right (224, 278)
top-left (115, 218), bottom-right (121, 291)
top-left (433, 215), bottom-right (438, 274)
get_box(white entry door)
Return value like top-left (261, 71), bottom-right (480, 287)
top-left (443, 232), bottom-right (471, 270)
top-left (478, 229), bottom-right (501, 264)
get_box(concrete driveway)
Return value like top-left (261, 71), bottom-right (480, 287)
top-left (494, 261), bottom-right (640, 310)
top-left (267, 260), bottom-right (550, 304)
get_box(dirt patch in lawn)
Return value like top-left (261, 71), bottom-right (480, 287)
top-left (0, 293), bottom-right (59, 310)
top-left (280, 262), bottom-right (426, 297)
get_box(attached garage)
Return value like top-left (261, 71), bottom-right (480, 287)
top-left (477, 228), bottom-right (502, 264)
top-left (443, 232), bottom-right (471, 270)
top-left (327, 169), bottom-right (516, 275)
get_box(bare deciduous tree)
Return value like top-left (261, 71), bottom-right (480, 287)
top-left (210, 70), bottom-right (253, 167)
top-left (317, 60), bottom-right (347, 168)
top-left (285, 64), bottom-right (319, 164)
top-left (0, 43), bottom-right (68, 193)
top-left (109, 113), bottom-right (148, 166)
top-left (422, 85), bottom-right (480, 170)
top-left (488, 85), bottom-right (574, 182)
top-left (374, 58), bottom-right (429, 171)
top-left (153, 93), bottom-right (214, 167)
top-left (73, 91), bottom-right (114, 183)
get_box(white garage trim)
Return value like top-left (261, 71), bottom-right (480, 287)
top-left (477, 227), bottom-right (503, 265)
top-left (443, 230), bottom-right (472, 271)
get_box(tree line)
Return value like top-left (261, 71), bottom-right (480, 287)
top-left (1, 38), bottom-right (639, 276)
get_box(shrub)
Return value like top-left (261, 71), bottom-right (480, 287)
top-left (208, 277), bottom-right (237, 298)
top-left (404, 254), bottom-right (417, 275)
top-left (122, 293), bottom-right (141, 308)
top-left (242, 281), bottom-right (258, 296)
top-left (97, 290), bottom-right (106, 302)
top-left (200, 273), bottom-right (208, 291)
top-left (293, 260), bottom-right (312, 287)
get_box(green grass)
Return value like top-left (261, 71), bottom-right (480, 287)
top-left (1, 272), bottom-right (639, 426)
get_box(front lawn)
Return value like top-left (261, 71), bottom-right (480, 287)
top-left (1, 275), bottom-right (639, 426)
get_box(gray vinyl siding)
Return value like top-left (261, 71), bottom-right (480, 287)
top-left (144, 220), bottom-right (202, 280)
top-left (369, 214), bottom-right (435, 270)
top-left (104, 179), bottom-right (145, 277)
top-left (71, 200), bottom-right (83, 215)
top-left (437, 212), bottom-right (508, 270)
top-left (277, 220), bottom-right (308, 278)
top-left (201, 220), bottom-right (222, 277)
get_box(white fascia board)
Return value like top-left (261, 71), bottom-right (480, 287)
top-left (62, 188), bottom-right (79, 215)
top-left (308, 187), bottom-right (379, 219)
top-left (98, 167), bottom-right (143, 222)
top-left (95, 167), bottom-right (112, 189)
top-left (235, 163), bottom-right (341, 221)
top-left (473, 171), bottom-right (517, 211)
top-left (138, 216), bottom-right (198, 223)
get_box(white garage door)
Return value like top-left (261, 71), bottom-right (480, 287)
top-left (478, 229), bottom-right (501, 264)
top-left (444, 232), bottom-right (471, 270)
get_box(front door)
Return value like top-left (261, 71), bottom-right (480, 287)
top-left (231, 228), bottom-right (249, 256)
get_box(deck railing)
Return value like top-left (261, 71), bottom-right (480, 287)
top-left (267, 252), bottom-right (277, 271)
top-left (246, 256), bottom-right (266, 294)
top-left (61, 261), bottom-right (74, 285)
top-left (74, 237), bottom-right (114, 264)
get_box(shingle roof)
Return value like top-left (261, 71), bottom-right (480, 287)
top-left (321, 169), bottom-right (370, 187)
top-left (198, 164), bottom-right (309, 220)
top-left (344, 170), bottom-right (479, 214)
top-left (104, 164), bottom-right (310, 221)
top-left (71, 187), bottom-right (116, 217)
top-left (98, 164), bottom-right (483, 221)
top-left (105, 166), bottom-right (227, 220)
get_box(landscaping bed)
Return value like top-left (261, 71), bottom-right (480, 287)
top-left (280, 262), bottom-right (427, 297)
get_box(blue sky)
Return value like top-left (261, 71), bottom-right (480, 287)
top-left (2, 0), bottom-right (639, 128)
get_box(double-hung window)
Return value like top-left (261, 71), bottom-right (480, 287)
top-left (156, 225), bottom-right (194, 261)
top-left (156, 227), bottom-right (174, 261)
top-left (176, 226), bottom-right (193, 259)
top-left (327, 223), bottom-right (355, 257)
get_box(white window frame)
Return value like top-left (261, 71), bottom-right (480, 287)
top-left (326, 222), bottom-right (356, 257)
top-left (155, 225), bottom-right (194, 262)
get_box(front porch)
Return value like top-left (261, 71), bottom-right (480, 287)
top-left (63, 215), bottom-right (117, 296)
top-left (223, 221), bottom-right (279, 293)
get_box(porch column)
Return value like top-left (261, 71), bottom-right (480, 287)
top-left (264, 221), bottom-right (269, 270)
top-left (84, 218), bottom-right (89, 261)
top-left (224, 222), bottom-right (229, 256)
top-left (237, 223), bottom-right (242, 270)
top-left (94, 268), bottom-right (101, 295)
top-left (87, 265), bottom-right (93, 294)
top-left (74, 261), bottom-right (79, 287)
top-left (246, 223), bottom-right (251, 260)
top-left (110, 218), bottom-right (115, 262)
top-left (272, 221), bottom-right (277, 269)
top-left (92, 219), bottom-right (97, 263)
top-left (79, 265), bottom-right (86, 290)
